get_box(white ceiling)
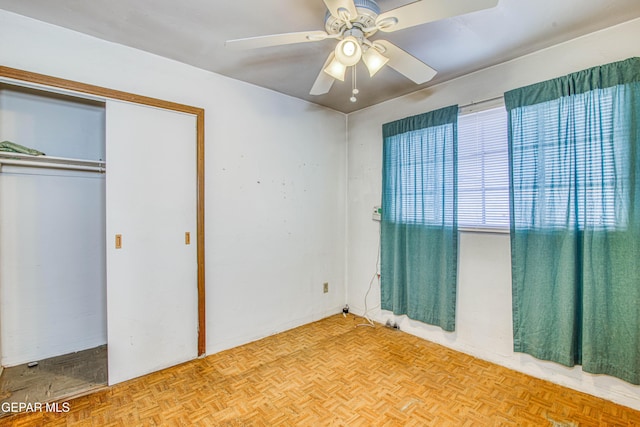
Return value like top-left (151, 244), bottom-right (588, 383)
top-left (1, 0), bottom-right (639, 113)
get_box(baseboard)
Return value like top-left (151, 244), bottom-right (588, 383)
top-left (207, 306), bottom-right (344, 355)
top-left (360, 309), bottom-right (640, 412)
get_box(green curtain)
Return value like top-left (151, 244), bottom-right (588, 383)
top-left (505, 57), bottom-right (640, 384)
top-left (381, 105), bottom-right (458, 331)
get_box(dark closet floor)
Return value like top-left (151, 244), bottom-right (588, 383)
top-left (0, 345), bottom-right (107, 417)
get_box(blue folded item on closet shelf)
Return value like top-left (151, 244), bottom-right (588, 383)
top-left (0, 140), bottom-right (45, 156)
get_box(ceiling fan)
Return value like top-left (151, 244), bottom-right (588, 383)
top-left (226, 0), bottom-right (499, 101)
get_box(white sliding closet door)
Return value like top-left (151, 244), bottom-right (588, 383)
top-left (105, 100), bottom-right (197, 385)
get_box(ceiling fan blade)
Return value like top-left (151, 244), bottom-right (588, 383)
top-left (225, 30), bottom-right (329, 50)
top-left (374, 40), bottom-right (437, 84)
top-left (310, 52), bottom-right (337, 95)
top-left (323, 0), bottom-right (358, 21)
top-left (375, 0), bottom-right (499, 33)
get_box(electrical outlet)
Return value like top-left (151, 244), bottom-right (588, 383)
top-left (323, 282), bottom-right (329, 293)
top-left (372, 205), bottom-right (382, 221)
top-left (385, 319), bottom-right (400, 330)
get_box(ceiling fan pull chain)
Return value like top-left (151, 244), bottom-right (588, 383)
top-left (350, 66), bottom-right (359, 103)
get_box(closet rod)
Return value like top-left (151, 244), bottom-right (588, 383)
top-left (0, 159), bottom-right (105, 173)
top-left (0, 151), bottom-right (104, 167)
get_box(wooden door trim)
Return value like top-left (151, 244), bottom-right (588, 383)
top-left (0, 66), bottom-right (207, 356)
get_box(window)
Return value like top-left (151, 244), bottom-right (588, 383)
top-left (457, 106), bottom-right (510, 229)
top-left (510, 91), bottom-right (627, 230)
top-left (383, 124), bottom-right (456, 226)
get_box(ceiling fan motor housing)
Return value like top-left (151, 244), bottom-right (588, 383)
top-left (324, 0), bottom-right (380, 37)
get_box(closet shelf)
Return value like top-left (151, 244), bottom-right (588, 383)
top-left (0, 151), bottom-right (105, 173)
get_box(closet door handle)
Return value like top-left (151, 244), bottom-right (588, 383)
top-left (115, 234), bottom-right (122, 249)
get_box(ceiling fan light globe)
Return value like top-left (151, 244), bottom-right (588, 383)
top-left (343, 40), bottom-right (356, 56)
top-left (324, 57), bottom-right (347, 81)
top-left (363, 47), bottom-right (389, 77)
top-left (335, 36), bottom-right (362, 66)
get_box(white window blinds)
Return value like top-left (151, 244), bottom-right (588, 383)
top-left (457, 106), bottom-right (510, 229)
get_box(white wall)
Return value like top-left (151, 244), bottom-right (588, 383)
top-left (346, 19), bottom-right (640, 410)
top-left (0, 9), bottom-right (347, 359)
top-left (0, 86), bottom-right (106, 365)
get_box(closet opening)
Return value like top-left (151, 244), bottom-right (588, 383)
top-left (0, 83), bottom-right (107, 415)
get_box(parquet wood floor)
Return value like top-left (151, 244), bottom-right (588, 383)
top-left (2, 314), bottom-right (639, 426)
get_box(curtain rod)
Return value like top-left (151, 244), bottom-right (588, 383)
top-left (458, 96), bottom-right (505, 114)
top-left (459, 96), bottom-right (504, 109)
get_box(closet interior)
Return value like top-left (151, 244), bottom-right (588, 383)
top-left (0, 82), bottom-right (107, 413)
